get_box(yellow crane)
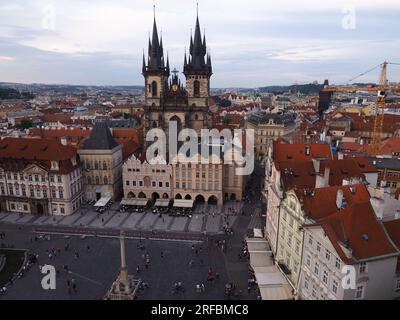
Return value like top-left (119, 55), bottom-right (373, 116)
top-left (321, 61), bottom-right (400, 155)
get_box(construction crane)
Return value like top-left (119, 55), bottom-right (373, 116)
top-left (320, 61), bottom-right (400, 154)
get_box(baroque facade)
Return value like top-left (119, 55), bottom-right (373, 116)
top-left (0, 138), bottom-right (83, 215)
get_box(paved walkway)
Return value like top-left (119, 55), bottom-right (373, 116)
top-left (0, 202), bottom-right (242, 235)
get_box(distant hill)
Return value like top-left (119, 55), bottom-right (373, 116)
top-left (0, 82), bottom-right (144, 94)
top-left (258, 83), bottom-right (324, 94)
top-left (0, 88), bottom-right (34, 100)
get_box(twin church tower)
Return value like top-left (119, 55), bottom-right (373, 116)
top-left (142, 8), bottom-right (213, 139)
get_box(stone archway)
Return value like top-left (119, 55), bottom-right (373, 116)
top-left (195, 195), bottom-right (205, 204)
top-left (127, 192), bottom-right (136, 199)
top-left (208, 195), bottom-right (218, 205)
top-left (138, 192), bottom-right (146, 199)
top-left (185, 194), bottom-right (192, 200)
top-left (175, 194), bottom-right (182, 200)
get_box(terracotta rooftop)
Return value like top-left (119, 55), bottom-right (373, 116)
top-left (273, 141), bottom-right (332, 162)
top-left (296, 184), bottom-right (370, 220)
top-left (313, 201), bottom-right (398, 263)
top-left (383, 219), bottom-right (400, 250)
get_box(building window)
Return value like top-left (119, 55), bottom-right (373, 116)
top-left (126, 181), bottom-right (130, 186)
top-left (60, 207), bottom-right (65, 214)
top-left (314, 262), bottom-right (319, 275)
top-left (295, 240), bottom-right (301, 254)
top-left (335, 258), bottom-right (341, 270)
top-left (152, 181), bottom-right (156, 187)
top-left (132, 181), bottom-right (136, 186)
top-left (332, 280), bottom-right (338, 295)
top-left (10, 203), bottom-right (15, 210)
top-left (304, 276), bottom-right (309, 290)
top-left (29, 175), bottom-right (32, 182)
top-left (43, 189), bottom-right (48, 198)
top-left (57, 175), bottom-right (62, 183)
top-left (359, 262), bottom-right (367, 274)
top-left (23, 204), bottom-right (28, 211)
top-left (139, 181), bottom-right (143, 187)
top-left (50, 175), bottom-right (54, 182)
top-left (51, 189), bottom-right (56, 198)
top-left (193, 80), bottom-right (200, 97)
top-left (30, 188), bottom-right (35, 198)
top-left (396, 279), bottom-right (400, 291)
top-left (355, 285), bottom-right (364, 299)
top-left (325, 250), bottom-right (331, 261)
top-left (306, 254), bottom-right (311, 267)
top-left (166, 182), bottom-right (169, 188)
top-left (316, 242), bottom-right (321, 253)
top-left (287, 234), bottom-right (292, 247)
top-left (59, 190), bottom-right (64, 199)
top-left (312, 286), bottom-right (317, 298)
top-left (308, 235), bottom-right (313, 246)
top-left (151, 81), bottom-right (158, 97)
top-left (104, 176), bottom-right (108, 184)
top-left (35, 175), bottom-right (39, 182)
top-left (323, 270), bottom-right (328, 284)
top-left (159, 182), bottom-right (162, 187)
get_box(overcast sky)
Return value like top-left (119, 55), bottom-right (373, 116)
top-left (1, 0), bottom-right (400, 87)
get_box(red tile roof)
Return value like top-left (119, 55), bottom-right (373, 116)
top-left (316, 202), bottom-right (397, 263)
top-left (296, 184), bottom-right (370, 220)
top-left (319, 159), bottom-right (365, 186)
top-left (273, 142), bottom-right (332, 162)
top-left (0, 137), bottom-right (78, 174)
top-left (383, 219), bottom-right (400, 250)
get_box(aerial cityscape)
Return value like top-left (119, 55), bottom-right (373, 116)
top-left (1, 0), bottom-right (400, 307)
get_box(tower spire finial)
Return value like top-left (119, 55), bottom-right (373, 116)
top-left (196, 2), bottom-right (199, 17)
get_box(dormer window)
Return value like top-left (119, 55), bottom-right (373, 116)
top-left (51, 161), bottom-right (59, 170)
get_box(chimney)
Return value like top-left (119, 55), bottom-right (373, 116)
top-left (305, 145), bottom-right (311, 156)
top-left (312, 158), bottom-right (320, 174)
top-left (61, 137), bottom-right (68, 146)
top-left (336, 189), bottom-right (344, 209)
top-left (324, 167), bottom-right (330, 187)
top-left (338, 152), bottom-right (344, 160)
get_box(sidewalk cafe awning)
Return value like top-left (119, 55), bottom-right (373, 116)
top-left (154, 199), bottom-right (170, 207)
top-left (173, 199), bottom-right (194, 208)
top-left (246, 237), bottom-right (294, 300)
top-left (94, 196), bottom-right (111, 207)
top-left (120, 199), bottom-right (149, 206)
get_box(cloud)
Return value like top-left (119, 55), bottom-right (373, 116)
top-left (0, 55), bottom-right (16, 61)
top-left (0, 0), bottom-right (400, 86)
